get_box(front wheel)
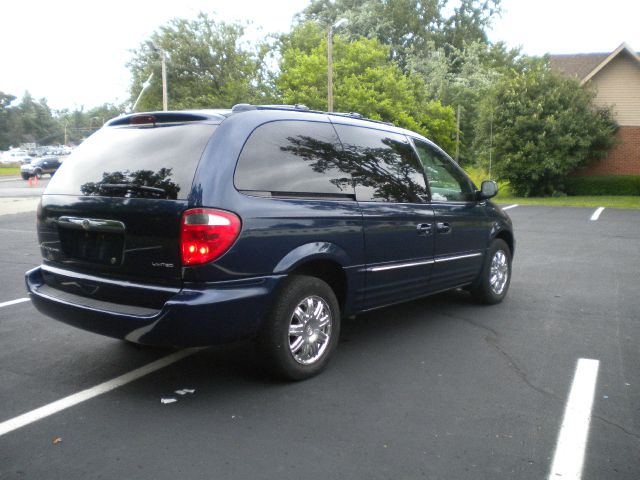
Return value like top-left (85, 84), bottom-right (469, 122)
top-left (258, 275), bottom-right (340, 381)
top-left (471, 239), bottom-right (512, 305)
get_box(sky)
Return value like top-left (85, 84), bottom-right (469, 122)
top-left (1, 0), bottom-right (639, 111)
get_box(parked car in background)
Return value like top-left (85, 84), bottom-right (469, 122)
top-left (20, 156), bottom-right (62, 179)
top-left (1, 150), bottom-right (32, 165)
top-left (25, 105), bottom-right (514, 380)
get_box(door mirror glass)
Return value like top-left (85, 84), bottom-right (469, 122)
top-left (479, 180), bottom-right (498, 199)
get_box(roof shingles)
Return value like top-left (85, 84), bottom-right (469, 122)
top-left (548, 54), bottom-right (608, 81)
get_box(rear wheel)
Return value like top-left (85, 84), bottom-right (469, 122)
top-left (471, 239), bottom-right (512, 305)
top-left (258, 275), bottom-right (340, 381)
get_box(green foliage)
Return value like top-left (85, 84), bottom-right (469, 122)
top-left (0, 92), bottom-right (63, 149)
top-left (277, 23), bottom-right (456, 152)
top-left (298, 1), bottom-right (510, 165)
top-left (299, 0), bottom-right (501, 68)
top-left (564, 176), bottom-right (640, 196)
top-left (56, 103), bottom-right (123, 145)
top-left (0, 166), bottom-right (20, 176)
top-left (128, 13), bottom-right (273, 111)
top-left (0, 92), bottom-right (17, 150)
top-left (494, 196), bottom-right (640, 209)
top-left (0, 92), bottom-right (124, 149)
top-left (409, 41), bottom-right (522, 164)
top-left (474, 60), bottom-right (618, 196)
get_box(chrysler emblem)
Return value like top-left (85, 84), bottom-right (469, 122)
top-left (82, 219), bottom-right (91, 230)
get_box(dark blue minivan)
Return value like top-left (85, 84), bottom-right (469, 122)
top-left (26, 105), bottom-right (514, 380)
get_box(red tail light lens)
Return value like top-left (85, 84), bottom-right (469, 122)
top-left (181, 208), bottom-right (241, 266)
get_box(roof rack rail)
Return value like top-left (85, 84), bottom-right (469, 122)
top-left (229, 103), bottom-right (396, 128)
top-left (231, 104), bottom-right (311, 113)
top-left (330, 111), bottom-right (394, 126)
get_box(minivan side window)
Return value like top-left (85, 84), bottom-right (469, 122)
top-left (333, 124), bottom-right (428, 203)
top-left (412, 139), bottom-right (476, 202)
top-left (234, 121), bottom-right (353, 197)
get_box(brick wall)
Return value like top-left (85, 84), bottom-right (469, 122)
top-left (577, 126), bottom-right (640, 176)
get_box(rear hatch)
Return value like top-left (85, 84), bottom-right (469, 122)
top-left (38, 114), bottom-right (219, 298)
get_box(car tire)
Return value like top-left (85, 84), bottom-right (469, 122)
top-left (258, 275), bottom-right (340, 381)
top-left (471, 239), bottom-right (512, 305)
top-left (21, 173), bottom-right (30, 180)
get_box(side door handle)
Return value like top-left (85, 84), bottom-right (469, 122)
top-left (416, 223), bottom-right (432, 235)
top-left (436, 222), bottom-right (451, 234)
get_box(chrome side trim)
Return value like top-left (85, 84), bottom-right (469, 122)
top-left (434, 252), bottom-right (483, 263)
top-left (367, 252), bottom-right (483, 273)
top-left (368, 259), bottom-right (434, 272)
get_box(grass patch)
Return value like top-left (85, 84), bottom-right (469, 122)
top-left (463, 165), bottom-right (639, 209)
top-left (0, 166), bottom-right (20, 176)
top-left (496, 196), bottom-right (640, 209)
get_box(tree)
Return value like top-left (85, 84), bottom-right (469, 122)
top-left (298, 0), bottom-right (502, 68)
top-left (277, 22), bottom-right (456, 152)
top-left (0, 92), bottom-right (64, 148)
top-left (127, 13), bottom-right (273, 111)
top-left (475, 60), bottom-right (618, 196)
top-left (441, 0), bottom-right (501, 60)
top-left (0, 92), bottom-right (17, 150)
top-left (409, 41), bottom-right (521, 164)
top-left (295, 0), bottom-right (506, 163)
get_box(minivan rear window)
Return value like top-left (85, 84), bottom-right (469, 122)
top-left (45, 123), bottom-right (217, 200)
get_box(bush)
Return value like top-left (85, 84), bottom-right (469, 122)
top-left (474, 60), bottom-right (618, 197)
top-left (565, 176), bottom-right (640, 196)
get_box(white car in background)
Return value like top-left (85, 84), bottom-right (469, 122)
top-left (1, 150), bottom-right (32, 165)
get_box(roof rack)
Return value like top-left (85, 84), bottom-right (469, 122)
top-left (329, 111), bottom-right (394, 127)
top-left (230, 104), bottom-right (397, 128)
top-left (231, 104), bottom-right (310, 113)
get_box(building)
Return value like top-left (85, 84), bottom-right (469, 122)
top-left (549, 43), bottom-right (640, 176)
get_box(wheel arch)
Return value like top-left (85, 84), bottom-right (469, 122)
top-left (273, 242), bottom-right (351, 314)
top-left (493, 229), bottom-right (514, 257)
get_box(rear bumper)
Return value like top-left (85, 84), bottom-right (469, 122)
top-left (25, 266), bottom-right (284, 347)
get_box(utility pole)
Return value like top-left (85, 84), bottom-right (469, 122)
top-left (327, 19), bottom-right (347, 113)
top-left (147, 41), bottom-right (168, 111)
top-left (455, 105), bottom-right (461, 163)
top-left (327, 26), bottom-right (334, 112)
top-left (489, 109), bottom-right (494, 178)
top-left (161, 51), bottom-right (168, 111)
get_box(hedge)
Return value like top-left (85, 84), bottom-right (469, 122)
top-left (565, 176), bottom-right (640, 196)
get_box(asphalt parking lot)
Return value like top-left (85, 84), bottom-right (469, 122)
top-left (0, 182), bottom-right (638, 479)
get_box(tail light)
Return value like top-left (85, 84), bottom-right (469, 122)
top-left (181, 208), bottom-right (241, 266)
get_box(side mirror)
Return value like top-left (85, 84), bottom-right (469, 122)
top-left (477, 180), bottom-right (498, 200)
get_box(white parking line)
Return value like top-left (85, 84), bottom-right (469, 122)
top-left (590, 207), bottom-right (605, 221)
top-left (0, 347), bottom-right (202, 437)
top-left (0, 298), bottom-right (29, 308)
top-left (502, 204), bottom-right (519, 211)
top-left (548, 358), bottom-right (600, 480)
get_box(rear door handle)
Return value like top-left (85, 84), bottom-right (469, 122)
top-left (416, 223), bottom-right (432, 235)
top-left (436, 222), bottom-right (451, 234)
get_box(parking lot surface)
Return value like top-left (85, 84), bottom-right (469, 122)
top-left (0, 198), bottom-right (638, 479)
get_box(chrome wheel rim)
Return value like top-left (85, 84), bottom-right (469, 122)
top-left (288, 295), bottom-right (332, 365)
top-left (489, 250), bottom-right (509, 295)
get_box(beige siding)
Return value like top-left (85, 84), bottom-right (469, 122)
top-left (589, 52), bottom-right (640, 126)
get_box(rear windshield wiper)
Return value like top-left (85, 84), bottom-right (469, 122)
top-left (98, 183), bottom-right (168, 198)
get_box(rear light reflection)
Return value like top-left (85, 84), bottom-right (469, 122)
top-left (181, 208), bottom-right (241, 266)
